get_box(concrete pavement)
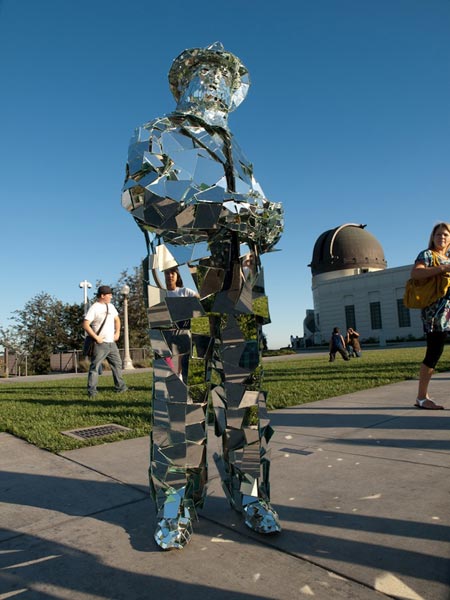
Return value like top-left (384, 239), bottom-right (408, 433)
top-left (0, 373), bottom-right (449, 599)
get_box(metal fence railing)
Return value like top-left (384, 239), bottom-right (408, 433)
top-left (1, 348), bottom-right (152, 377)
top-left (0, 350), bottom-right (30, 377)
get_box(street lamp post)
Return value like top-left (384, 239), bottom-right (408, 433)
top-left (79, 280), bottom-right (92, 315)
top-left (120, 284), bottom-right (134, 370)
top-left (4, 347), bottom-right (8, 378)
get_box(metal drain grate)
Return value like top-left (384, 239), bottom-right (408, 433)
top-left (61, 423), bottom-right (132, 440)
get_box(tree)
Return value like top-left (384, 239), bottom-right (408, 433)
top-left (60, 302), bottom-right (85, 350)
top-left (0, 326), bottom-right (26, 354)
top-left (10, 292), bottom-right (85, 374)
top-left (113, 266), bottom-right (150, 349)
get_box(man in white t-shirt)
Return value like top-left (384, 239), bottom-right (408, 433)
top-left (83, 285), bottom-right (128, 397)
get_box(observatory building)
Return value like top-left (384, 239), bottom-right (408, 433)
top-left (306, 223), bottom-right (423, 344)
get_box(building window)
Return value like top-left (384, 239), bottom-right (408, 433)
top-left (370, 301), bottom-right (382, 329)
top-left (397, 299), bottom-right (411, 327)
top-left (345, 305), bottom-right (356, 330)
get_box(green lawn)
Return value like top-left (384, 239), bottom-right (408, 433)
top-left (263, 347), bottom-right (448, 408)
top-left (0, 347), bottom-right (447, 453)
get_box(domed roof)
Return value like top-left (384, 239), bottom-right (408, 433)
top-left (309, 223), bottom-right (387, 276)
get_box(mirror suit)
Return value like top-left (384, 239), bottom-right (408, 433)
top-left (122, 42), bottom-right (283, 549)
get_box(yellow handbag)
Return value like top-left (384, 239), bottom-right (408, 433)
top-left (403, 252), bottom-right (450, 309)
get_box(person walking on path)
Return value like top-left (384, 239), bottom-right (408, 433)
top-left (83, 285), bottom-right (128, 398)
top-left (329, 327), bottom-right (349, 362)
top-left (345, 327), bottom-right (362, 358)
top-left (410, 222), bottom-right (450, 410)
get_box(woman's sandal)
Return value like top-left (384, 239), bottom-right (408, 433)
top-left (414, 398), bottom-right (444, 410)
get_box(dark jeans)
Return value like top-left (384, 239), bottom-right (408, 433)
top-left (329, 347), bottom-right (349, 362)
top-left (87, 342), bottom-right (127, 395)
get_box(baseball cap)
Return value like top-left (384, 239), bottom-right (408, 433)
top-left (97, 285), bottom-right (113, 296)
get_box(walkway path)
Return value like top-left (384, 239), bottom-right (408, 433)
top-left (0, 373), bottom-right (449, 599)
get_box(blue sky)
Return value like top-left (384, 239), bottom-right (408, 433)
top-left (1, 0), bottom-right (450, 348)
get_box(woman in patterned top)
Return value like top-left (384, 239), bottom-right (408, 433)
top-left (411, 222), bottom-right (450, 409)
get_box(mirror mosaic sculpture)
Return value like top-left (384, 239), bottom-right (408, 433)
top-left (122, 42), bottom-right (284, 550)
